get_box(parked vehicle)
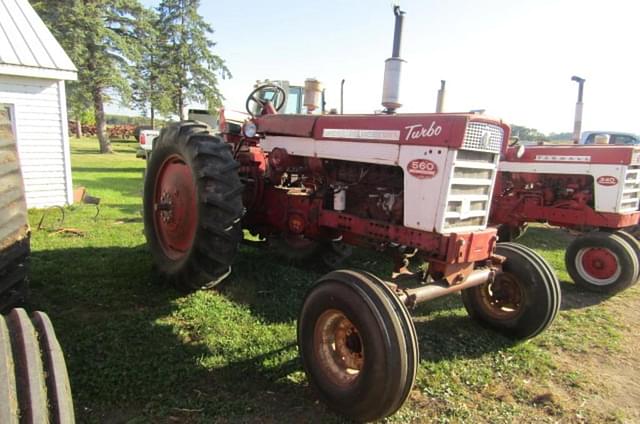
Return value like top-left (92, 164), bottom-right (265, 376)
top-left (491, 142), bottom-right (640, 293)
top-left (135, 128), bottom-right (160, 159)
top-left (579, 131), bottom-right (640, 145)
top-left (142, 7), bottom-right (560, 421)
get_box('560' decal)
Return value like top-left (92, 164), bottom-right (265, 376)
top-left (407, 159), bottom-right (438, 179)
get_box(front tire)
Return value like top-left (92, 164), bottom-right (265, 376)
top-left (565, 232), bottom-right (638, 294)
top-left (298, 270), bottom-right (418, 422)
top-left (143, 122), bottom-right (244, 291)
top-left (462, 243), bottom-right (561, 339)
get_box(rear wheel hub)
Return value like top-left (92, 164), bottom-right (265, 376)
top-left (153, 154), bottom-right (198, 260)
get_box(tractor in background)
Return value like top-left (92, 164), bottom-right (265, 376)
top-left (142, 6), bottom-right (560, 421)
top-left (491, 141), bottom-right (640, 294)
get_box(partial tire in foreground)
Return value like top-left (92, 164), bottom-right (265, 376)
top-left (0, 308), bottom-right (74, 423)
top-left (298, 270), bottom-right (418, 422)
top-left (462, 243), bottom-right (561, 339)
top-left (565, 231), bottom-right (638, 294)
top-left (0, 237), bottom-right (30, 313)
top-left (143, 121), bottom-right (244, 291)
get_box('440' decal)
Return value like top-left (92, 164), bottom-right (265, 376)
top-left (596, 176), bottom-right (618, 186)
top-left (407, 159), bottom-right (438, 179)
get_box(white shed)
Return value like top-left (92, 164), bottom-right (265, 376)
top-left (0, 0), bottom-right (77, 207)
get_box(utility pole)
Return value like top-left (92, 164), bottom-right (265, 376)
top-left (571, 76), bottom-right (586, 143)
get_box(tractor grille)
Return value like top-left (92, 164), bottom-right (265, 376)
top-left (462, 122), bottom-right (504, 153)
top-left (441, 149), bottom-right (498, 233)
top-left (620, 165), bottom-right (640, 212)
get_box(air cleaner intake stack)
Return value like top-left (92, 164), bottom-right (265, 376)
top-left (381, 5), bottom-right (405, 113)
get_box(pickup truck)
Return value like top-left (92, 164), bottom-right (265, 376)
top-left (579, 131), bottom-right (640, 145)
top-left (135, 128), bottom-right (160, 160)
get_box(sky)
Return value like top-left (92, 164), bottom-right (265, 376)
top-left (130, 0), bottom-right (640, 134)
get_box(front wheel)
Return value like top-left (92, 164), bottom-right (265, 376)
top-left (565, 232), bottom-right (639, 294)
top-left (462, 243), bottom-right (561, 339)
top-left (298, 270), bottom-right (418, 422)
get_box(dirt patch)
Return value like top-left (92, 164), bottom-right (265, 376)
top-left (559, 287), bottom-right (640, 422)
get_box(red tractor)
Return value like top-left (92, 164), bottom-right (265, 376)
top-left (142, 7), bottom-right (560, 421)
top-left (491, 142), bottom-right (640, 294)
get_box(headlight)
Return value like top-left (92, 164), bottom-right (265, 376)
top-left (516, 145), bottom-right (526, 158)
top-left (243, 121), bottom-right (257, 138)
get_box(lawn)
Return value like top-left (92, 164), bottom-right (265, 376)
top-left (26, 137), bottom-right (639, 423)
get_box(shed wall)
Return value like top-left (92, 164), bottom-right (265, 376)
top-left (0, 74), bottom-right (72, 207)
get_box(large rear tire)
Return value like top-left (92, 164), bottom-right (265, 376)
top-left (462, 243), bottom-right (561, 339)
top-left (298, 270), bottom-right (418, 422)
top-left (565, 232), bottom-right (638, 294)
top-left (143, 122), bottom-right (244, 291)
top-left (0, 237), bottom-right (29, 313)
top-left (0, 308), bottom-right (74, 423)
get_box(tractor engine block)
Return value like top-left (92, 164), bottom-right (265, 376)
top-left (500, 172), bottom-right (594, 208)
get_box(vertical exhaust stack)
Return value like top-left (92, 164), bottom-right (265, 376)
top-left (435, 80), bottom-right (446, 113)
top-left (571, 75), bottom-right (586, 143)
top-left (381, 6), bottom-right (406, 114)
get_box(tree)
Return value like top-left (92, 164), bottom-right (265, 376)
top-left (130, 7), bottom-right (172, 128)
top-left (31, 0), bottom-right (90, 138)
top-left (32, 0), bottom-right (148, 153)
top-left (511, 124), bottom-right (548, 142)
top-left (157, 0), bottom-right (230, 119)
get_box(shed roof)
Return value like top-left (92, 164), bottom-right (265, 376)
top-left (0, 0), bottom-right (77, 80)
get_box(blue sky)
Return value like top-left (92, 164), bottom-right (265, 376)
top-left (128, 0), bottom-right (639, 134)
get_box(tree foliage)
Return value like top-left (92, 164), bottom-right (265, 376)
top-left (157, 0), bottom-right (230, 119)
top-left (510, 124), bottom-right (548, 142)
top-left (130, 7), bottom-right (172, 127)
top-left (32, 0), bottom-right (230, 150)
top-left (33, 0), bottom-right (152, 152)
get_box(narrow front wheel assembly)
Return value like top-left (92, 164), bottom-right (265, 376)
top-left (461, 242), bottom-right (561, 339)
top-left (298, 270), bottom-right (418, 422)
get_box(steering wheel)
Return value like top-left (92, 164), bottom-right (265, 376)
top-left (245, 84), bottom-right (287, 116)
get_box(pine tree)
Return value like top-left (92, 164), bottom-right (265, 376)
top-left (32, 0), bottom-right (148, 153)
top-left (31, 0), bottom-right (90, 138)
top-left (130, 7), bottom-right (172, 128)
top-left (157, 0), bottom-right (230, 119)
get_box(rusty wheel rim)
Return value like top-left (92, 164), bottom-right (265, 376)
top-left (153, 154), bottom-right (198, 260)
top-left (313, 309), bottom-right (364, 387)
top-left (478, 273), bottom-right (525, 320)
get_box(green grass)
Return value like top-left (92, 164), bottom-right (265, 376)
top-left (26, 137), bottom-right (638, 423)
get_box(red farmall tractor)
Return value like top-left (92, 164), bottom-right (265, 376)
top-left (142, 7), bottom-right (560, 422)
top-left (491, 142), bottom-right (640, 294)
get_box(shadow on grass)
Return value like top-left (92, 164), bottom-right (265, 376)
top-left (29, 241), bottom-right (559, 423)
top-left (414, 314), bottom-right (517, 363)
top-left (559, 280), bottom-right (615, 310)
top-left (27, 245), bottom-right (341, 423)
